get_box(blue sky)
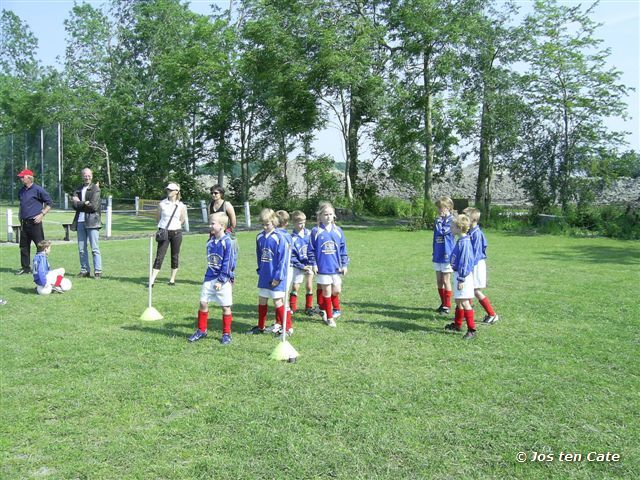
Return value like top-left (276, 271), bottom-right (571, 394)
top-left (2, 0), bottom-right (639, 155)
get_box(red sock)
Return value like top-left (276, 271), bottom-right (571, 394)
top-left (331, 294), bottom-right (340, 311)
top-left (444, 290), bottom-right (452, 308)
top-left (317, 287), bottom-right (324, 307)
top-left (479, 297), bottom-right (496, 316)
top-left (275, 305), bottom-right (285, 325)
top-left (55, 275), bottom-right (63, 287)
top-left (464, 309), bottom-right (476, 330)
top-left (454, 307), bottom-right (464, 328)
top-left (323, 297), bottom-right (333, 319)
top-left (289, 293), bottom-right (298, 312)
top-left (258, 304), bottom-right (268, 329)
top-left (305, 293), bottom-right (313, 309)
top-left (286, 309), bottom-right (292, 330)
top-left (198, 310), bottom-right (208, 331)
top-left (438, 288), bottom-right (445, 304)
top-left (222, 314), bottom-right (233, 334)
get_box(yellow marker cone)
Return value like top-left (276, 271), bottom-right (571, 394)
top-left (140, 236), bottom-right (163, 321)
top-left (270, 340), bottom-right (299, 362)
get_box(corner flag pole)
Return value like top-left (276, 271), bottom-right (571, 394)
top-left (271, 239), bottom-right (298, 362)
top-left (140, 236), bottom-right (163, 321)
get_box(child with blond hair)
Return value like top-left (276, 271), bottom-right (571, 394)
top-left (247, 209), bottom-right (289, 335)
top-left (307, 203), bottom-right (349, 327)
top-left (432, 196), bottom-right (455, 314)
top-left (463, 207), bottom-right (499, 324)
top-left (290, 210), bottom-right (314, 314)
top-left (188, 213), bottom-right (237, 344)
top-left (445, 214), bottom-right (477, 339)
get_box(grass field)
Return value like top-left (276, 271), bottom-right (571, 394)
top-left (1, 227), bottom-right (638, 479)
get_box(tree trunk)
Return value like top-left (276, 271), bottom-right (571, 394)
top-left (476, 85), bottom-right (491, 220)
top-left (422, 49), bottom-right (434, 217)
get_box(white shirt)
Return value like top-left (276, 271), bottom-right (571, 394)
top-left (78, 185), bottom-right (89, 223)
top-left (158, 199), bottom-right (184, 230)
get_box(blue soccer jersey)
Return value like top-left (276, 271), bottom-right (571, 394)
top-left (468, 225), bottom-right (488, 266)
top-left (256, 229), bottom-right (288, 290)
top-left (204, 234), bottom-right (236, 284)
top-left (291, 227), bottom-right (311, 270)
top-left (307, 224), bottom-right (349, 275)
top-left (432, 214), bottom-right (455, 263)
top-left (32, 252), bottom-right (49, 286)
top-left (450, 235), bottom-right (475, 283)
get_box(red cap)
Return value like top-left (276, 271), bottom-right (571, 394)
top-left (17, 169), bottom-right (34, 177)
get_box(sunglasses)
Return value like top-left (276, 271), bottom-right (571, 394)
top-left (211, 191), bottom-right (221, 195)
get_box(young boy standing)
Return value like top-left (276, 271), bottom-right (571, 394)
top-left (247, 209), bottom-right (289, 335)
top-left (268, 210), bottom-right (294, 335)
top-left (33, 240), bottom-right (71, 294)
top-left (188, 213), bottom-right (237, 344)
top-left (289, 210), bottom-right (314, 315)
top-left (445, 214), bottom-right (477, 340)
top-left (307, 203), bottom-right (349, 328)
top-left (464, 207), bottom-right (499, 324)
top-left (432, 196), bottom-right (455, 314)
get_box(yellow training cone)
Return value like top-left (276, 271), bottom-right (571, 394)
top-left (140, 306), bottom-right (164, 322)
top-left (270, 340), bottom-right (299, 363)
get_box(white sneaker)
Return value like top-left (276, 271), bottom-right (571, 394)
top-left (286, 328), bottom-right (293, 337)
top-left (265, 323), bottom-right (282, 334)
top-left (327, 319), bottom-right (337, 328)
top-left (332, 309), bottom-right (341, 319)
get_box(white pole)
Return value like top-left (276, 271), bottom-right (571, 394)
top-left (148, 236), bottom-right (153, 308)
top-left (244, 201), bottom-right (251, 228)
top-left (6, 209), bottom-right (12, 242)
top-left (64, 193), bottom-right (69, 210)
top-left (106, 196), bottom-right (113, 238)
top-left (200, 200), bottom-right (208, 223)
top-left (135, 196), bottom-right (139, 215)
top-left (57, 123), bottom-right (62, 208)
top-left (184, 207), bottom-right (190, 232)
top-left (281, 241), bottom-right (292, 343)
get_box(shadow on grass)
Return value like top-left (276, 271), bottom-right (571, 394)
top-left (538, 244), bottom-right (639, 265)
top-left (11, 286), bottom-right (36, 295)
top-left (102, 274), bottom-right (202, 287)
top-left (347, 301), bottom-right (448, 334)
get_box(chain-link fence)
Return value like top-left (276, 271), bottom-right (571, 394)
top-left (0, 124), bottom-right (63, 206)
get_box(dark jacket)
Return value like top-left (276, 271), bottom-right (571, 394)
top-left (71, 183), bottom-right (102, 230)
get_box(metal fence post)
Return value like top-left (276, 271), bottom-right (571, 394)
top-left (135, 196), bottom-right (139, 215)
top-left (200, 200), bottom-right (208, 223)
top-left (6, 208), bottom-right (13, 242)
top-left (106, 195), bottom-right (113, 238)
top-left (244, 201), bottom-right (251, 228)
top-left (184, 207), bottom-right (190, 232)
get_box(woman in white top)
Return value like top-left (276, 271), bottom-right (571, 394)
top-left (150, 183), bottom-right (187, 286)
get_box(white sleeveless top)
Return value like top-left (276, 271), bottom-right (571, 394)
top-left (158, 199), bottom-right (184, 230)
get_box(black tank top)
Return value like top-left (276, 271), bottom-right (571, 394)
top-left (208, 200), bottom-right (227, 215)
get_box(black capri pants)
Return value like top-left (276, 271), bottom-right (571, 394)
top-left (153, 230), bottom-right (182, 270)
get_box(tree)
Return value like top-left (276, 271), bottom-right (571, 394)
top-left (515, 0), bottom-right (630, 211)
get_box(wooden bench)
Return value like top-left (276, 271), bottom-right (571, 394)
top-left (62, 223), bottom-right (73, 241)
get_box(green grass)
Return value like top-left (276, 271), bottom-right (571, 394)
top-left (1, 229), bottom-right (638, 479)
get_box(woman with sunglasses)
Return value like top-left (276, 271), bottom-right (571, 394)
top-left (208, 185), bottom-right (237, 233)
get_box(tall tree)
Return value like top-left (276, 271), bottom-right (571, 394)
top-left (516, 0), bottom-right (630, 211)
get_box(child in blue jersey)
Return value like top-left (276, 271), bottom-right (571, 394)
top-left (464, 207), bottom-right (499, 325)
top-left (432, 196), bottom-right (455, 314)
top-left (247, 209), bottom-right (288, 335)
top-left (308, 202), bottom-right (349, 328)
top-left (188, 213), bottom-right (237, 344)
top-left (445, 214), bottom-right (477, 339)
top-left (268, 210), bottom-right (294, 335)
top-left (290, 210), bottom-right (315, 314)
top-left (33, 240), bottom-right (70, 294)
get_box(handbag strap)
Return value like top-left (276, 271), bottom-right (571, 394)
top-left (165, 203), bottom-right (179, 229)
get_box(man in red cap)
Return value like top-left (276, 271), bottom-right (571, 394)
top-left (16, 169), bottom-right (53, 275)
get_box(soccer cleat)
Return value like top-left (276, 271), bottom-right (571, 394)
top-left (439, 307), bottom-right (450, 315)
top-left (327, 319), bottom-right (337, 328)
top-left (15, 268), bottom-right (30, 275)
top-left (444, 322), bottom-right (462, 332)
top-left (436, 304), bottom-right (444, 313)
top-left (76, 271), bottom-right (90, 278)
top-left (483, 314), bottom-right (499, 325)
top-left (220, 333), bottom-right (232, 345)
top-left (246, 326), bottom-right (265, 335)
top-left (52, 286), bottom-right (64, 294)
top-left (265, 323), bottom-right (282, 334)
top-left (188, 329), bottom-right (208, 342)
top-left (463, 329), bottom-right (477, 340)
top-left (332, 309), bottom-right (341, 319)
top-left (94, 272), bottom-right (102, 279)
